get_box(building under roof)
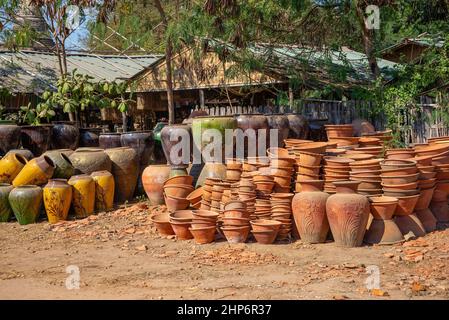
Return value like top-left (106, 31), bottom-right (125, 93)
top-left (381, 35), bottom-right (445, 63)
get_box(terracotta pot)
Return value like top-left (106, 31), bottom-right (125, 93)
top-left (20, 125), bottom-right (53, 156)
top-left (324, 157), bottom-right (353, 167)
top-left (325, 124), bottom-right (354, 138)
top-left (395, 214), bottom-right (426, 237)
top-left (326, 181), bottom-right (370, 247)
top-left (292, 142), bottom-right (327, 154)
top-left (43, 179), bottom-right (72, 223)
top-left (69, 149), bottom-right (112, 174)
top-left (169, 210), bottom-right (193, 222)
top-left (79, 128), bottom-right (101, 147)
top-left (224, 200), bottom-right (246, 211)
top-left (164, 194), bottom-right (190, 212)
top-left (0, 153), bottom-right (28, 183)
top-left (383, 189), bottom-right (419, 197)
top-left (250, 219), bottom-right (282, 232)
top-left (381, 167), bottom-right (418, 176)
top-left (369, 196), bottom-right (398, 220)
top-left (286, 114), bottom-right (309, 139)
top-left (380, 159), bottom-right (417, 170)
top-left (189, 226), bottom-right (216, 244)
top-left (163, 184), bottom-right (194, 198)
top-left (0, 183), bottom-right (13, 222)
top-left (91, 171), bottom-right (115, 211)
top-left (266, 114), bottom-right (290, 147)
top-left (394, 194), bottom-right (420, 216)
top-left (68, 174), bottom-right (95, 218)
top-left (51, 122), bottom-right (79, 150)
top-left (252, 230), bottom-right (278, 244)
top-left (105, 147), bottom-right (139, 203)
top-left (385, 148), bottom-right (415, 160)
top-left (358, 137), bottom-right (381, 147)
top-left (380, 173), bottom-right (419, 184)
top-left (381, 181), bottom-right (419, 191)
top-left (0, 123), bottom-right (21, 155)
top-left (170, 220), bottom-right (193, 240)
top-left (429, 200), bottom-right (449, 223)
top-left (43, 150), bottom-right (75, 179)
top-left (297, 165), bottom-right (321, 176)
top-left (9, 185), bottom-right (42, 225)
top-left (222, 226), bottom-right (250, 243)
top-left (12, 155), bottom-right (55, 187)
top-left (99, 132), bottom-right (122, 149)
top-left (223, 209), bottom-right (250, 219)
top-left (415, 143), bottom-right (449, 156)
top-left (164, 175), bottom-right (194, 186)
top-left (186, 187), bottom-right (203, 206)
top-left (196, 162), bottom-right (226, 188)
top-left (5, 149), bottom-right (34, 160)
top-left (415, 208), bottom-right (437, 232)
top-left (151, 213), bottom-right (175, 236)
top-left (340, 153), bottom-right (374, 161)
top-left (364, 219), bottom-right (404, 245)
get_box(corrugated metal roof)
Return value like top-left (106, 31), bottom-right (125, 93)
top-left (0, 50), bottom-right (163, 93)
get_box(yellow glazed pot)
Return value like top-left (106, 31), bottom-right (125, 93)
top-left (43, 179), bottom-right (72, 223)
top-left (91, 171), bottom-right (115, 212)
top-left (68, 174), bottom-right (95, 218)
top-left (12, 155), bottom-right (55, 187)
top-left (0, 153), bottom-right (28, 183)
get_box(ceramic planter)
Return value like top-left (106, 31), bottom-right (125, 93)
top-left (5, 149), bottom-right (34, 161)
top-left (105, 147), bottom-right (139, 203)
top-left (79, 128), bottom-right (101, 147)
top-left (99, 132), bottom-right (122, 149)
top-left (189, 226), bottom-right (216, 244)
top-left (151, 213), bottom-right (175, 236)
top-left (0, 183), bottom-right (13, 222)
top-left (43, 149), bottom-right (75, 179)
top-left (161, 124), bottom-right (192, 167)
top-left (91, 171), bottom-right (115, 212)
top-left (196, 162), bottom-right (227, 188)
top-left (0, 123), bottom-right (21, 155)
top-left (12, 155), bottom-right (55, 187)
top-left (292, 180), bottom-right (330, 243)
top-left (9, 185), bottom-right (43, 225)
top-left (68, 174), bottom-right (95, 218)
top-left (221, 226), bottom-right (251, 243)
top-left (266, 114), bottom-right (290, 148)
top-left (20, 125), bottom-right (53, 156)
top-left (51, 122), bottom-right (79, 150)
top-left (69, 149), bottom-right (112, 174)
top-left (0, 153), bottom-right (28, 183)
top-left (287, 114), bottom-right (309, 139)
top-left (252, 230), bottom-right (278, 244)
top-left (43, 179), bottom-right (72, 223)
top-left (326, 181), bottom-right (370, 247)
top-left (141, 164), bottom-right (171, 205)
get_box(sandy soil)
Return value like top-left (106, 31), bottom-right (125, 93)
top-left (0, 203), bottom-right (448, 300)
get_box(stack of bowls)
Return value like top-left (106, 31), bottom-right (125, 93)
top-left (186, 187), bottom-right (203, 209)
top-left (210, 182), bottom-right (231, 213)
top-left (150, 213), bottom-right (175, 237)
top-left (243, 157), bottom-right (269, 173)
top-left (189, 210), bottom-right (219, 244)
top-left (163, 175), bottom-right (194, 212)
top-left (225, 159), bottom-right (243, 183)
top-left (238, 174), bottom-right (256, 216)
top-left (169, 210), bottom-right (194, 240)
top-left (358, 137), bottom-right (382, 147)
top-left (270, 193), bottom-right (294, 240)
top-left (295, 151), bottom-right (323, 192)
top-left (253, 174), bottom-right (275, 198)
top-left (283, 139), bottom-right (313, 151)
top-left (349, 159), bottom-right (382, 196)
top-left (352, 146), bottom-right (384, 157)
top-left (254, 198), bottom-right (272, 220)
top-left (385, 148), bottom-right (415, 160)
top-left (380, 160), bottom-right (419, 198)
top-left (322, 157), bottom-right (353, 194)
top-left (201, 178), bottom-right (221, 210)
top-left (221, 200), bottom-right (251, 243)
top-left (267, 152), bottom-right (295, 193)
top-left (250, 219), bottom-right (282, 244)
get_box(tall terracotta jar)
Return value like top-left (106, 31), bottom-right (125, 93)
top-left (43, 179), bottom-right (72, 223)
top-left (69, 149), bottom-right (112, 174)
top-left (99, 132), bottom-right (122, 149)
top-left (0, 122), bottom-right (21, 155)
top-left (160, 124), bottom-right (192, 168)
top-left (91, 171), bottom-right (115, 211)
top-left (5, 149), bottom-right (34, 160)
top-left (292, 180), bottom-right (330, 243)
top-left (105, 147), bottom-right (139, 203)
top-left (12, 155), bottom-right (55, 187)
top-left (51, 121), bottom-right (79, 150)
top-left (287, 114), bottom-right (309, 139)
top-left (79, 128), bottom-right (101, 147)
top-left (0, 153), bottom-right (28, 183)
top-left (142, 164), bottom-right (171, 205)
top-left (8, 185), bottom-right (43, 225)
top-left (266, 114), bottom-right (290, 148)
top-left (20, 124), bottom-right (53, 156)
top-left (43, 149), bottom-right (75, 179)
top-left (326, 181), bottom-right (370, 247)
top-left (0, 183), bottom-right (13, 222)
top-left (68, 174), bottom-right (95, 218)
top-left (196, 162), bottom-right (227, 188)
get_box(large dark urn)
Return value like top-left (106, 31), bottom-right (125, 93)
top-left (160, 124), bottom-right (192, 168)
top-left (20, 125), bottom-right (53, 156)
top-left (79, 128), bottom-right (101, 147)
top-left (0, 122), bottom-right (21, 156)
top-left (99, 132), bottom-right (122, 149)
top-left (287, 114), bottom-right (309, 139)
top-left (51, 121), bottom-right (79, 150)
top-left (266, 114), bottom-right (290, 148)
top-left (236, 114), bottom-right (269, 157)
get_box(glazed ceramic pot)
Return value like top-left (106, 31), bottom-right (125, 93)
top-left (91, 171), bottom-right (115, 211)
top-left (161, 124), bottom-right (192, 167)
top-left (5, 149), bottom-right (34, 161)
top-left (266, 114), bottom-right (290, 148)
top-left (68, 174), bottom-right (95, 218)
top-left (8, 185), bottom-right (42, 225)
top-left (69, 149), bottom-right (112, 174)
top-left (142, 164), bottom-right (171, 205)
top-left (0, 183), bottom-right (13, 222)
top-left (20, 125), bottom-right (53, 156)
top-left (326, 181), bottom-right (370, 247)
top-left (43, 149), bottom-right (75, 179)
top-left (292, 180), bottom-right (330, 243)
top-left (0, 123), bottom-right (21, 155)
top-left (43, 179), bottom-right (72, 223)
top-left (105, 147), bottom-right (139, 203)
top-left (196, 162), bottom-right (227, 188)
top-left (236, 114), bottom-right (269, 152)
top-left (12, 155), bottom-right (55, 187)
top-left (51, 121), bottom-right (79, 150)
top-left (0, 153), bottom-right (28, 183)
top-left (192, 116), bottom-right (237, 163)
top-left (79, 128), bottom-right (101, 147)
top-left (99, 132), bottom-right (122, 149)
top-left (287, 114), bottom-right (309, 139)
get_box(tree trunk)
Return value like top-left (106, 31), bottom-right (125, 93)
top-left (165, 40), bottom-right (175, 125)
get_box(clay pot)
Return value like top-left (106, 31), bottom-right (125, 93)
top-left (20, 125), bottom-right (53, 156)
top-left (325, 124), bottom-right (354, 138)
top-left (224, 200), bottom-right (246, 211)
top-left (186, 187), bottom-right (203, 207)
top-left (99, 132), bottom-right (122, 149)
top-left (169, 210), bottom-right (194, 222)
top-left (415, 143), bottom-right (449, 156)
top-left (13, 155), bottom-right (55, 187)
top-left (151, 213), bottom-right (175, 236)
top-left (369, 196), bottom-right (398, 220)
top-left (266, 114), bottom-right (290, 147)
top-left (79, 128), bottom-right (101, 147)
top-left (105, 147), bottom-right (139, 203)
top-left (68, 174), bottom-right (95, 218)
top-left (0, 123), bottom-right (21, 155)
top-left (381, 167), bottom-right (418, 176)
top-left (394, 194), bottom-right (420, 216)
top-left (385, 149), bottom-right (415, 160)
top-left (91, 171), bottom-right (115, 211)
top-left (236, 114), bottom-right (269, 152)
top-left (364, 219), bottom-right (404, 245)
top-left (380, 159), bottom-right (417, 170)
top-left (395, 214), bottom-right (426, 237)
top-left (252, 230), bottom-right (278, 244)
top-left (381, 181), bottom-right (419, 191)
top-left (164, 194), bottom-right (190, 212)
top-left (5, 149), bottom-right (34, 161)
top-left (69, 149), bottom-right (112, 174)
top-left (0, 183), bottom-right (13, 222)
top-left (51, 122), bottom-right (79, 150)
top-left (226, 169), bottom-right (242, 181)
top-left (196, 162), bottom-right (226, 188)
top-left (250, 219), bottom-right (282, 232)
top-left (292, 180), bottom-right (329, 243)
top-left (189, 226), bottom-right (216, 244)
top-left (170, 220), bottom-right (193, 240)
top-left (380, 173), bottom-right (419, 185)
top-left (222, 226), bottom-right (251, 243)
top-left (326, 181), bottom-right (370, 247)
top-left (0, 153), bottom-right (28, 183)
top-left (43, 150), bottom-right (75, 179)
top-left (141, 164), bottom-right (171, 205)
top-left (9, 185), bottom-right (42, 225)
top-left (292, 142), bottom-right (327, 154)
top-left (415, 208), bottom-right (437, 232)
top-left (286, 114), bottom-right (309, 139)
top-left (383, 189), bottom-right (419, 197)
top-left (164, 175), bottom-right (194, 186)
top-left (120, 131), bottom-right (154, 168)
top-left (340, 153), bottom-right (374, 161)
top-left (163, 184), bottom-right (194, 198)
top-left (43, 179), bottom-right (72, 223)
top-left (358, 137), bottom-right (381, 147)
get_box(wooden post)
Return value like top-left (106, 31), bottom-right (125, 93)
top-left (199, 89), bottom-right (205, 109)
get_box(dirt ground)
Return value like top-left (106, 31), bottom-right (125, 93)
top-left (0, 203), bottom-right (448, 300)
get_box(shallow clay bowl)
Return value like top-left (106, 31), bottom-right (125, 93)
top-left (381, 181), bottom-right (419, 190)
top-left (222, 217), bottom-right (251, 226)
top-left (170, 220), bottom-right (193, 240)
top-left (380, 159), bottom-right (417, 169)
top-left (163, 184), bottom-right (194, 198)
top-left (250, 219), bottom-right (282, 232)
top-left (356, 180), bottom-right (382, 190)
top-left (292, 142), bottom-right (328, 154)
top-left (381, 167), bottom-right (418, 176)
top-left (383, 188), bottom-right (420, 197)
top-left (339, 153), bottom-right (374, 161)
top-left (380, 173), bottom-right (419, 184)
top-left (221, 226), bottom-right (251, 244)
top-left (223, 210), bottom-right (250, 219)
top-left (193, 210), bottom-right (219, 219)
top-left (394, 194), bottom-right (420, 216)
top-left (164, 175), bottom-right (194, 186)
top-left (169, 210), bottom-right (194, 222)
top-left (186, 187), bottom-right (204, 204)
top-left (164, 194), bottom-right (191, 212)
top-left (151, 214), bottom-right (175, 236)
top-left (323, 157), bottom-right (354, 167)
top-left (297, 151), bottom-right (323, 166)
top-left (224, 200), bottom-right (247, 211)
top-left (369, 196), bottom-right (398, 220)
top-left (350, 165), bottom-right (382, 172)
top-left (251, 230), bottom-right (278, 244)
top-left (189, 226), bottom-right (216, 244)
top-left (270, 158), bottom-right (296, 167)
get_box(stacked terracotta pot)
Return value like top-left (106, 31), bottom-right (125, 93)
top-left (253, 173), bottom-right (275, 199)
top-left (163, 175), bottom-right (194, 212)
top-left (189, 210), bottom-right (219, 244)
top-left (186, 187), bottom-right (203, 209)
top-left (295, 151), bottom-right (323, 191)
top-left (238, 173), bottom-right (256, 217)
top-left (266, 149), bottom-right (295, 193)
top-left (201, 177), bottom-right (221, 210)
top-left (358, 137), bottom-right (382, 148)
top-left (250, 219), bottom-right (282, 244)
top-left (225, 159), bottom-right (243, 183)
top-left (221, 200), bottom-right (251, 243)
top-left (322, 157), bottom-right (353, 194)
top-left (270, 193), bottom-right (294, 240)
top-left (254, 198), bottom-right (272, 220)
top-left (325, 124), bottom-right (354, 139)
top-left (169, 210), bottom-right (194, 240)
top-left (349, 159), bottom-right (382, 196)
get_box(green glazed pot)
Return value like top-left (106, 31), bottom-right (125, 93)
top-left (169, 167), bottom-right (189, 178)
top-left (0, 183), bottom-right (13, 222)
top-left (9, 185), bottom-right (43, 225)
top-left (44, 149), bottom-right (75, 179)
